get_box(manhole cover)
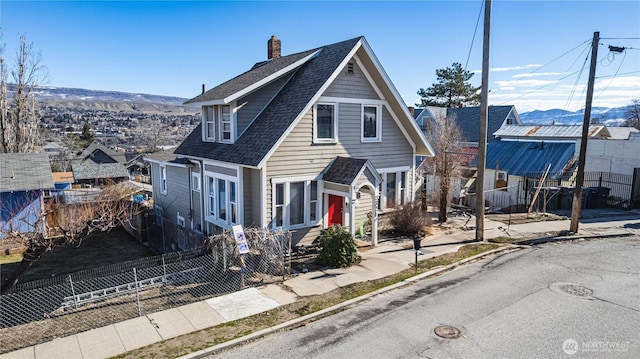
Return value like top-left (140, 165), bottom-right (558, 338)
top-left (550, 282), bottom-right (593, 298)
top-left (434, 325), bottom-right (461, 339)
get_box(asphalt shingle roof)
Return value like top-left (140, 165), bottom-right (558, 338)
top-left (483, 140), bottom-right (575, 178)
top-left (72, 163), bottom-right (129, 181)
top-left (0, 153), bottom-right (54, 192)
top-left (184, 48), bottom-right (319, 105)
top-left (175, 37), bottom-right (363, 167)
top-left (447, 106), bottom-right (515, 143)
top-left (322, 157), bottom-right (369, 185)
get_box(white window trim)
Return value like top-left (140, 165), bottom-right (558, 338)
top-left (219, 104), bottom-right (234, 143)
top-left (313, 102), bottom-right (338, 144)
top-left (177, 212), bottom-right (185, 228)
top-left (361, 104), bottom-right (382, 143)
top-left (202, 104), bottom-right (235, 144)
top-left (204, 172), bottom-right (238, 228)
top-left (203, 106), bottom-right (216, 142)
top-left (378, 167), bottom-right (410, 210)
top-left (160, 165), bottom-right (167, 195)
top-left (271, 176), bottom-right (321, 230)
top-left (192, 173), bottom-right (201, 192)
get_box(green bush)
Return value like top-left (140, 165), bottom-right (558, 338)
top-left (316, 225), bottom-right (361, 268)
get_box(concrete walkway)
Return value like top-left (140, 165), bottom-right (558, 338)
top-left (2, 211), bottom-right (639, 359)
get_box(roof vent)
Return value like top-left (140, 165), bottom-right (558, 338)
top-left (347, 62), bottom-right (354, 74)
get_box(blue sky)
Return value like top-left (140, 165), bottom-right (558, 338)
top-left (1, 0), bottom-right (638, 112)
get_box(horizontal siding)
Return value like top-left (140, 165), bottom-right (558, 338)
top-left (323, 61), bottom-right (378, 99)
top-left (204, 164), bottom-right (237, 177)
top-left (265, 103), bottom-right (414, 241)
top-left (243, 167), bottom-right (261, 227)
top-left (324, 182), bottom-right (349, 193)
top-left (237, 72), bottom-right (294, 136)
top-left (152, 163), bottom-right (191, 227)
top-left (354, 190), bottom-right (374, 230)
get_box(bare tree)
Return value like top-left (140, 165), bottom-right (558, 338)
top-left (624, 99), bottom-right (640, 130)
top-left (425, 113), bottom-right (464, 222)
top-left (1, 183), bottom-right (142, 290)
top-left (140, 118), bottom-right (168, 152)
top-left (0, 34), bottom-right (48, 153)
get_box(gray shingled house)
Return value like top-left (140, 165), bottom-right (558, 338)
top-left (1, 153), bottom-right (55, 238)
top-left (147, 36), bottom-right (434, 248)
top-left (71, 140), bottom-right (129, 186)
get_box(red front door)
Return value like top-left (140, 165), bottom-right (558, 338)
top-left (328, 194), bottom-right (344, 226)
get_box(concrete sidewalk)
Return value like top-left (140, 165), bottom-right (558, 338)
top-left (2, 212), bottom-right (639, 359)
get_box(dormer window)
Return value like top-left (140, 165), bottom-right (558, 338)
top-left (203, 104), bottom-right (234, 143)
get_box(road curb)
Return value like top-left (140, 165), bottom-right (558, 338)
top-left (178, 244), bottom-right (522, 359)
top-left (514, 230), bottom-right (633, 246)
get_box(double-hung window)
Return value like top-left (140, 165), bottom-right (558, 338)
top-left (314, 103), bottom-right (337, 143)
top-left (204, 107), bottom-right (215, 141)
top-left (220, 105), bottom-right (232, 142)
top-left (206, 174), bottom-right (238, 227)
top-left (380, 169), bottom-right (409, 209)
top-left (273, 179), bottom-right (320, 229)
top-left (361, 104), bottom-right (381, 142)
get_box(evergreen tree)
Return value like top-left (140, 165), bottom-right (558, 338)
top-left (418, 62), bottom-right (480, 108)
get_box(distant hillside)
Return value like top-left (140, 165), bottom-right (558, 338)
top-left (520, 105), bottom-right (630, 126)
top-left (20, 85), bottom-right (200, 115)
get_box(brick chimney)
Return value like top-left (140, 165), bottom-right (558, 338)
top-left (408, 106), bottom-right (415, 116)
top-left (268, 35), bottom-right (281, 60)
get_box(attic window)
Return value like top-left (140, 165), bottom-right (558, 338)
top-left (347, 62), bottom-right (354, 74)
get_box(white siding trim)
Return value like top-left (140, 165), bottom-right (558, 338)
top-left (257, 39), bottom-right (363, 169)
top-left (261, 165), bottom-right (267, 228)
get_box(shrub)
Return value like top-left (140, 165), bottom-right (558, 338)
top-left (316, 225), bottom-right (361, 268)
top-left (388, 200), bottom-right (432, 236)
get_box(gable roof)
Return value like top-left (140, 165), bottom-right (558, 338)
top-left (0, 153), bottom-right (55, 192)
top-left (484, 140), bottom-right (575, 178)
top-left (323, 157), bottom-right (368, 185)
top-left (76, 140), bottom-right (126, 164)
top-left (446, 105), bottom-right (518, 144)
top-left (185, 49), bottom-right (319, 105)
top-left (175, 36), bottom-right (433, 168)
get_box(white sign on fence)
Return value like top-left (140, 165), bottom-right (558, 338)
top-left (232, 225), bottom-right (250, 254)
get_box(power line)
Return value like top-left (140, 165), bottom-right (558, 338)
top-left (464, 0), bottom-right (484, 71)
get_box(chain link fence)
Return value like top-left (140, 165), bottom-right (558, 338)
top-left (0, 229), bottom-right (291, 354)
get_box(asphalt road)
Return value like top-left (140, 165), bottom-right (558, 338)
top-left (212, 236), bottom-right (640, 359)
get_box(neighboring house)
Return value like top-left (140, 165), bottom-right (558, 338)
top-left (0, 153), bottom-right (55, 238)
top-left (412, 105), bottom-right (518, 203)
top-left (147, 36), bottom-right (434, 249)
top-left (477, 140), bottom-right (576, 212)
top-left (415, 105), bottom-right (522, 146)
top-left (125, 153), bottom-right (151, 184)
top-left (71, 140), bottom-right (128, 186)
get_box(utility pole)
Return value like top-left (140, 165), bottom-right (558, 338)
top-left (570, 31), bottom-right (599, 233)
top-left (476, 0), bottom-right (491, 242)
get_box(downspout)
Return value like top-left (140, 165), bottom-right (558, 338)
top-left (198, 161), bottom-right (204, 233)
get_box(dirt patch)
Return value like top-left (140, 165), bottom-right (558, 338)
top-left (1, 228), bottom-right (157, 286)
top-left (487, 212), bottom-right (567, 225)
